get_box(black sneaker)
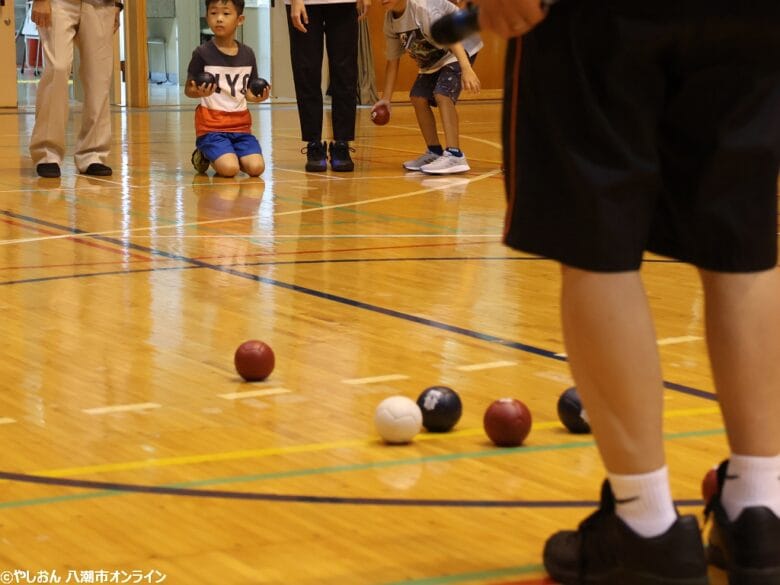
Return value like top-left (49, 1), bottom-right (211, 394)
top-left (328, 140), bottom-right (354, 172)
top-left (705, 461), bottom-right (780, 585)
top-left (544, 481), bottom-right (709, 585)
top-left (83, 163), bottom-right (112, 176)
top-left (191, 149), bottom-right (210, 174)
top-left (36, 163), bottom-right (61, 178)
top-left (303, 141), bottom-right (327, 172)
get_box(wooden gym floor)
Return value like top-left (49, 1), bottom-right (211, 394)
top-left (0, 96), bottom-right (776, 585)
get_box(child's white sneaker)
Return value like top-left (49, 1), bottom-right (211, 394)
top-left (403, 151), bottom-right (441, 171)
top-left (420, 151), bottom-right (470, 174)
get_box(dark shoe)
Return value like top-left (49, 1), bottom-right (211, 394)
top-left (705, 461), bottom-right (780, 585)
top-left (544, 481), bottom-right (709, 585)
top-left (36, 163), bottom-right (61, 178)
top-left (302, 141), bottom-right (327, 172)
top-left (83, 163), bottom-right (112, 176)
top-left (191, 148), bottom-right (210, 174)
top-left (328, 140), bottom-right (355, 172)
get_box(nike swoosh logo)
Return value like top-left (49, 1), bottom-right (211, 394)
top-left (725, 474), bottom-right (740, 480)
top-left (615, 496), bottom-right (640, 505)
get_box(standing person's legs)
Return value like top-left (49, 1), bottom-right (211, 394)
top-left (324, 2), bottom-right (358, 142)
top-left (286, 5), bottom-right (325, 143)
top-left (29, 0), bottom-right (80, 170)
top-left (700, 269), bottom-right (780, 459)
top-left (699, 269), bottom-right (780, 580)
top-left (74, 2), bottom-right (116, 173)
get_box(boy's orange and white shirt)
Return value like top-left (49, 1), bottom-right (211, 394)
top-left (187, 40), bottom-right (260, 137)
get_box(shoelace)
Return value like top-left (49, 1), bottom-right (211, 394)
top-left (301, 143), bottom-right (326, 156)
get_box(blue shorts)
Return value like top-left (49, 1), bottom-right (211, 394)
top-left (196, 132), bottom-right (262, 161)
top-left (410, 54), bottom-right (477, 107)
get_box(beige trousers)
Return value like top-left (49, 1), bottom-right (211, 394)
top-left (29, 0), bottom-right (116, 172)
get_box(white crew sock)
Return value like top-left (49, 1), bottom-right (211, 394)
top-left (721, 454), bottom-right (780, 521)
top-left (608, 466), bottom-right (677, 538)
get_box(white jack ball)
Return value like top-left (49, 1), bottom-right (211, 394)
top-left (374, 396), bottom-right (422, 444)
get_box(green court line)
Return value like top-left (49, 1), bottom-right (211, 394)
top-left (0, 427), bottom-right (724, 510)
top-left (380, 563), bottom-right (545, 585)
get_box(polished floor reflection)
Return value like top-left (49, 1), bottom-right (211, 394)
top-left (0, 99), bottom-right (759, 584)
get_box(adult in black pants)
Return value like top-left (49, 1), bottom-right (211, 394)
top-left (286, 0), bottom-right (368, 172)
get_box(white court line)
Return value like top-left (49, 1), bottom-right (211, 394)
top-left (555, 335), bottom-right (703, 359)
top-left (0, 418), bottom-right (16, 425)
top-left (125, 234), bottom-right (499, 239)
top-left (456, 360), bottom-right (518, 372)
top-left (83, 403), bottom-right (162, 415)
top-left (657, 336), bottom-right (703, 346)
top-left (0, 169), bottom-right (501, 247)
top-left (218, 388), bottom-right (292, 400)
top-left (342, 374), bottom-right (410, 385)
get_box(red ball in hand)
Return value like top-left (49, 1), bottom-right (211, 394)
top-left (234, 340), bottom-right (275, 381)
top-left (371, 103), bottom-right (390, 126)
top-left (483, 398), bottom-right (532, 447)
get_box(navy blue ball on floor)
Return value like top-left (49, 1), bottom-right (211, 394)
top-left (416, 386), bottom-right (462, 432)
top-left (557, 387), bottom-right (591, 434)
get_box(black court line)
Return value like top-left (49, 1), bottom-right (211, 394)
top-left (0, 209), bottom-right (716, 402)
top-left (0, 471), bottom-right (705, 508)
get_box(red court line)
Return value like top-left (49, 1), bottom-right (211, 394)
top-left (491, 578), bottom-right (556, 585)
top-left (0, 217), bottom-right (151, 262)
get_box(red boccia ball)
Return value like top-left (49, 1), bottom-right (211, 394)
top-left (702, 467), bottom-right (719, 505)
top-left (234, 340), bottom-right (275, 381)
top-left (371, 104), bottom-right (390, 126)
top-left (483, 398), bottom-right (532, 447)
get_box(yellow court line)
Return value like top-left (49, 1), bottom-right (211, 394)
top-left (11, 406), bottom-right (722, 482)
top-left (0, 170), bottom-right (501, 247)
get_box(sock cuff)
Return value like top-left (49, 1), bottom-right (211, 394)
top-left (728, 453), bottom-right (780, 475)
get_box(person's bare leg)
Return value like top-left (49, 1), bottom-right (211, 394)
top-left (212, 153), bottom-right (240, 178)
top-left (435, 94), bottom-right (459, 150)
top-left (561, 266), bottom-right (665, 474)
top-left (410, 96), bottom-right (439, 147)
top-left (700, 267), bottom-right (780, 456)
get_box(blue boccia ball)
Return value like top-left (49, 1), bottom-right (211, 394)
top-left (557, 387), bottom-right (591, 434)
top-left (416, 386), bottom-right (462, 432)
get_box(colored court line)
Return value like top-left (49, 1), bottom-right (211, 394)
top-left (380, 564), bottom-right (548, 585)
top-left (0, 213), bottom-right (716, 405)
top-left (0, 427), bottom-right (723, 510)
top-left (0, 170), bottom-right (502, 246)
top-left (13, 407), bottom-right (720, 481)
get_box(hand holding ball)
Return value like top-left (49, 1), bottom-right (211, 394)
top-left (249, 77), bottom-right (270, 98)
top-left (234, 340), bottom-right (275, 381)
top-left (371, 103), bottom-right (390, 126)
top-left (193, 72), bottom-right (216, 87)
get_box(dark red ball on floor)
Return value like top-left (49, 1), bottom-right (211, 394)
top-left (416, 386), bottom-right (462, 432)
top-left (702, 467), bottom-right (719, 505)
top-left (234, 340), bottom-right (275, 381)
top-left (193, 71), bottom-right (216, 87)
top-left (249, 77), bottom-right (269, 97)
top-left (371, 103), bottom-right (390, 126)
top-left (483, 398), bottom-right (532, 447)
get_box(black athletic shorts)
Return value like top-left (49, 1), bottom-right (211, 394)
top-left (502, 0), bottom-right (780, 272)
